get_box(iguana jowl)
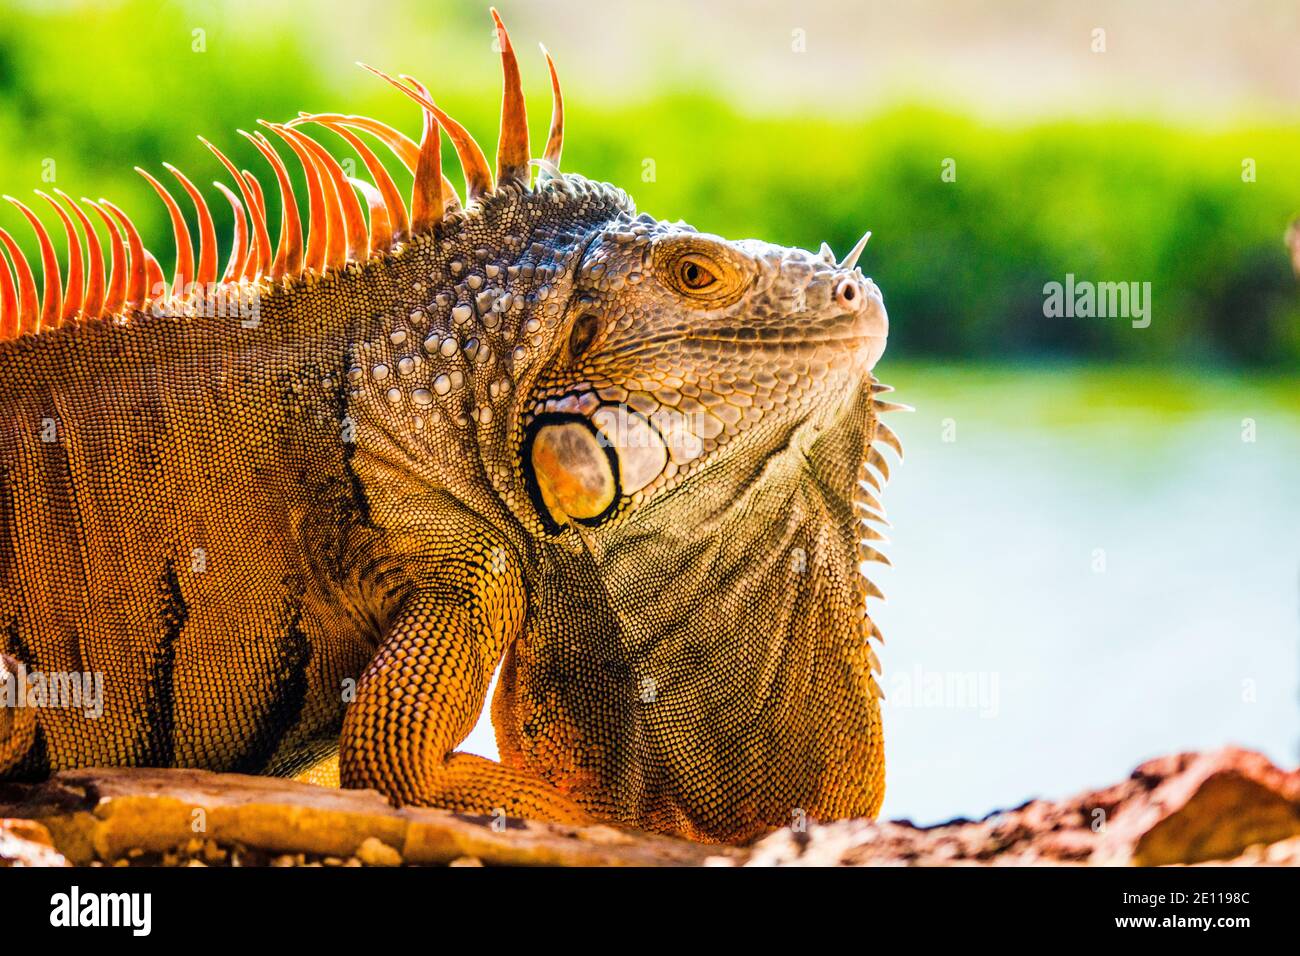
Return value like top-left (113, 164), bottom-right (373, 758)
top-left (0, 9), bottom-right (902, 844)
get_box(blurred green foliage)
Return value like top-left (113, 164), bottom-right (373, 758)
top-left (0, 1), bottom-right (1296, 367)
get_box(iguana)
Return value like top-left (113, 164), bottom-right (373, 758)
top-left (0, 9), bottom-right (902, 844)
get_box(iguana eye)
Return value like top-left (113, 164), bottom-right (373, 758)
top-left (678, 257), bottom-right (716, 290)
top-left (652, 240), bottom-right (750, 305)
top-left (569, 313), bottom-right (600, 358)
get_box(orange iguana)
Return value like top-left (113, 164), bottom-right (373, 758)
top-left (0, 9), bottom-right (902, 844)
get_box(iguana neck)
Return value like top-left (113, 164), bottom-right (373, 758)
top-left (316, 180), bottom-right (635, 553)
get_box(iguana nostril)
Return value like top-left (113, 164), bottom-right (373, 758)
top-left (835, 278), bottom-right (861, 309)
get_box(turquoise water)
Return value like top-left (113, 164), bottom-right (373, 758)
top-left (465, 363), bottom-right (1299, 825)
top-left (871, 363), bottom-right (1299, 824)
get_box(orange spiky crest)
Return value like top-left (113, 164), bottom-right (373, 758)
top-left (0, 11), bottom-right (571, 343)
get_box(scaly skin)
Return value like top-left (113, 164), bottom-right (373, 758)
top-left (0, 19), bottom-right (898, 844)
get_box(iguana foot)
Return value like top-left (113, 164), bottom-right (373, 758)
top-left (341, 750), bottom-right (595, 826)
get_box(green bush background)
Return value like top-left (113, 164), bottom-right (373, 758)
top-left (0, 0), bottom-right (1296, 368)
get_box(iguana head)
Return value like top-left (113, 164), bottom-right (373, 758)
top-left (521, 222), bottom-right (888, 533)
top-left (508, 198), bottom-right (900, 840)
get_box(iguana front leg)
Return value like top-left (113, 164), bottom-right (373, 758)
top-left (338, 539), bottom-right (592, 825)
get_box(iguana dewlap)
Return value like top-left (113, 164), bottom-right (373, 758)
top-left (0, 9), bottom-right (903, 844)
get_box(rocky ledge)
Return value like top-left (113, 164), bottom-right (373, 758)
top-left (1, 746), bottom-right (1296, 867)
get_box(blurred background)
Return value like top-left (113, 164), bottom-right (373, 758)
top-left (0, 0), bottom-right (1295, 824)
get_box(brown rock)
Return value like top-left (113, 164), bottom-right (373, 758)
top-left (736, 746), bottom-right (1300, 866)
top-left (1103, 749), bottom-right (1300, 865)
top-left (0, 747), bottom-right (1292, 866)
top-left (0, 817), bottom-right (69, 867)
top-left (0, 767), bottom-right (740, 867)
top-left (356, 836), bottom-right (403, 867)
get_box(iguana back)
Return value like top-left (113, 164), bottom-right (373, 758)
top-left (0, 10), bottom-right (902, 844)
